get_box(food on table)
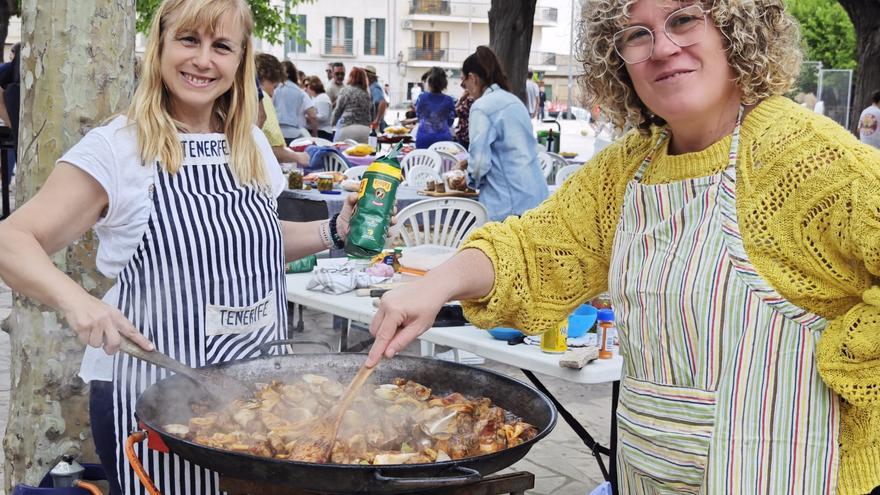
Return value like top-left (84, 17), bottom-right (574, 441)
top-left (443, 170), bottom-right (468, 192)
top-left (165, 375), bottom-right (538, 465)
top-left (303, 171), bottom-right (345, 183)
top-left (559, 152), bottom-right (578, 158)
top-left (384, 126), bottom-right (409, 136)
top-left (344, 144), bottom-right (375, 157)
top-left (287, 170), bottom-right (303, 190)
top-left (316, 174), bottom-right (334, 192)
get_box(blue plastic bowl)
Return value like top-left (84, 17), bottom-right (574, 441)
top-left (488, 327), bottom-right (525, 340)
top-left (568, 305), bottom-right (598, 338)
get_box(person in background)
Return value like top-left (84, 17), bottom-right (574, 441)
top-left (254, 54), bottom-right (309, 165)
top-left (858, 89), bottom-right (880, 149)
top-left (367, 1), bottom-right (880, 494)
top-left (454, 47), bottom-right (547, 221)
top-left (364, 65), bottom-right (388, 133)
top-left (414, 67), bottom-right (455, 150)
top-left (274, 60), bottom-right (316, 142)
top-left (454, 88), bottom-right (474, 149)
top-left (0, 42), bottom-right (20, 183)
top-left (303, 75), bottom-right (334, 141)
top-left (332, 67), bottom-right (372, 143)
top-left (538, 83), bottom-right (547, 120)
top-left (525, 71), bottom-right (540, 119)
top-left (384, 82), bottom-right (391, 103)
top-left (326, 61), bottom-right (346, 107)
top-left (297, 69), bottom-right (306, 87)
top-left (0, 0), bottom-right (358, 493)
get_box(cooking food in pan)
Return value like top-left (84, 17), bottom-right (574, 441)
top-left (164, 374), bottom-right (538, 465)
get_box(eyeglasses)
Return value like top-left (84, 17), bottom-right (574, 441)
top-left (333, 71), bottom-right (345, 77)
top-left (613, 4), bottom-right (709, 64)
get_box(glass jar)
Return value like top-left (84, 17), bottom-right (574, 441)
top-left (287, 169), bottom-right (303, 190)
top-left (317, 174), bottom-right (334, 192)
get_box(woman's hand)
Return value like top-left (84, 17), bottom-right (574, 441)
top-left (366, 280), bottom-right (448, 367)
top-left (61, 293), bottom-right (155, 355)
top-left (336, 194), bottom-right (357, 241)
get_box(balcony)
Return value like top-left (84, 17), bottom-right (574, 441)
top-left (407, 1), bottom-right (557, 25)
top-left (322, 38), bottom-right (356, 57)
top-left (407, 47), bottom-right (557, 71)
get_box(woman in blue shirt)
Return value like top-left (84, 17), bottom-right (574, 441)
top-left (458, 46), bottom-right (548, 221)
top-left (415, 67), bottom-right (456, 149)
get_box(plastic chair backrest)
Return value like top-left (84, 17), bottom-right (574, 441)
top-left (343, 165), bottom-right (369, 181)
top-left (323, 153), bottom-right (349, 172)
top-left (537, 151), bottom-right (568, 183)
top-left (434, 150), bottom-right (459, 174)
top-left (389, 197), bottom-right (489, 248)
top-left (343, 139), bottom-right (359, 146)
top-left (402, 164), bottom-right (442, 189)
top-left (428, 141), bottom-right (467, 155)
top-left (401, 149), bottom-right (442, 177)
top-left (554, 164), bottom-right (582, 185)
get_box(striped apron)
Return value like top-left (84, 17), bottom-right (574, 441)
top-left (607, 110), bottom-right (839, 494)
top-left (111, 158), bottom-right (287, 495)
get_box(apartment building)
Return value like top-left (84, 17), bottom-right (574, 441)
top-left (257, 0), bottom-right (561, 104)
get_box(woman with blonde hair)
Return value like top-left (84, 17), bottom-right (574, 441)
top-left (0, 0), bottom-right (355, 493)
top-left (367, 1), bottom-right (880, 493)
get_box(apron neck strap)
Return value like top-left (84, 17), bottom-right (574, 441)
top-left (633, 105), bottom-right (745, 182)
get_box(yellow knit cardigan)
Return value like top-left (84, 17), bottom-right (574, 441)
top-left (461, 96), bottom-right (880, 495)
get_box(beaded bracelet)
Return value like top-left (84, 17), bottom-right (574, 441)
top-left (328, 213), bottom-right (345, 249)
top-left (318, 220), bottom-right (333, 249)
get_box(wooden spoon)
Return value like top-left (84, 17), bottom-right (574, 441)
top-left (288, 362), bottom-right (376, 463)
top-left (117, 333), bottom-right (250, 402)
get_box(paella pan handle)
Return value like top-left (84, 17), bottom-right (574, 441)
top-left (258, 338), bottom-right (333, 356)
top-left (373, 466), bottom-right (482, 487)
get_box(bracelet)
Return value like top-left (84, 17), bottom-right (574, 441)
top-left (318, 220), bottom-right (333, 249)
top-left (328, 213), bottom-right (345, 249)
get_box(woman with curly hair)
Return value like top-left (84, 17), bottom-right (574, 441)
top-left (366, 1), bottom-right (880, 493)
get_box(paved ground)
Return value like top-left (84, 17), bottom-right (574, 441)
top-left (0, 119), bottom-right (614, 494)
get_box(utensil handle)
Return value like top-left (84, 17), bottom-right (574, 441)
top-left (374, 466), bottom-right (481, 486)
top-left (118, 333), bottom-right (202, 383)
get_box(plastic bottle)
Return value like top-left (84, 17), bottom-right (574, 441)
top-left (345, 143), bottom-right (403, 258)
top-left (597, 308), bottom-right (615, 359)
top-left (541, 320), bottom-right (568, 354)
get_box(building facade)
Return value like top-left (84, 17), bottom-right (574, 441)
top-left (257, 0), bottom-right (560, 105)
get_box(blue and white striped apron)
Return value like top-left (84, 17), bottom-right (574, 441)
top-left (111, 158), bottom-right (287, 495)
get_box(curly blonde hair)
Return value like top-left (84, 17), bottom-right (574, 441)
top-left (577, 0), bottom-right (802, 132)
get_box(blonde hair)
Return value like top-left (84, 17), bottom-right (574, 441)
top-left (578, 0), bottom-right (802, 132)
top-left (128, 0), bottom-right (266, 185)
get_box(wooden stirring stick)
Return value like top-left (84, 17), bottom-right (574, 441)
top-left (289, 363), bottom-right (376, 463)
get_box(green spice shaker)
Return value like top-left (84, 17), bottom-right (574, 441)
top-left (345, 144), bottom-right (403, 258)
top-left (286, 254), bottom-right (317, 273)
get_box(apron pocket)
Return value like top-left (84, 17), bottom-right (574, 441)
top-left (617, 375), bottom-right (716, 491)
top-left (204, 290), bottom-right (279, 364)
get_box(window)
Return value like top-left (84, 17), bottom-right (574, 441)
top-left (284, 15), bottom-right (307, 54)
top-left (324, 16), bottom-right (354, 55)
top-left (364, 18), bottom-right (386, 56)
top-left (414, 31), bottom-right (443, 61)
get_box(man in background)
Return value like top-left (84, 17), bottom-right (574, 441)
top-left (525, 71), bottom-right (540, 119)
top-left (365, 65), bottom-right (388, 133)
top-left (327, 62), bottom-right (346, 107)
top-left (858, 90), bottom-right (880, 149)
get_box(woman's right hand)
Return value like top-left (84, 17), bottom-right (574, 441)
top-left (62, 294), bottom-right (154, 355)
top-left (366, 281), bottom-right (448, 367)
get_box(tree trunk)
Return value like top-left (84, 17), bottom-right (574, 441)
top-left (838, 0), bottom-right (880, 133)
top-left (3, 0), bottom-right (134, 489)
top-left (488, 0), bottom-right (536, 105)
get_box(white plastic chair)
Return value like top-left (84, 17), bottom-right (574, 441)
top-left (401, 149), bottom-right (442, 178)
top-left (343, 165), bottom-right (369, 181)
top-left (554, 164), bottom-right (582, 185)
top-left (403, 164), bottom-right (442, 189)
top-left (312, 137), bottom-right (333, 147)
top-left (537, 151), bottom-right (567, 184)
top-left (389, 197), bottom-right (489, 248)
top-left (323, 153), bottom-right (349, 172)
top-left (428, 141), bottom-right (467, 155)
top-left (289, 137), bottom-right (314, 148)
top-left (434, 150), bottom-right (460, 174)
top-left (343, 139), bottom-right (359, 146)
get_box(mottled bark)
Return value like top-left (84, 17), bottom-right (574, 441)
top-left (3, 0), bottom-right (134, 489)
top-left (488, 0), bottom-right (537, 105)
top-left (838, 0), bottom-right (880, 133)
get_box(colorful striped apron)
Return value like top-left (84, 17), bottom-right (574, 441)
top-left (607, 110), bottom-right (839, 494)
top-left (112, 157), bottom-right (287, 495)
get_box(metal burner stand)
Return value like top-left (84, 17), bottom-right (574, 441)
top-left (219, 471), bottom-right (536, 495)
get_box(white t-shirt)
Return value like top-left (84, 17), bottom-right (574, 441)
top-left (858, 104), bottom-right (880, 149)
top-left (312, 92), bottom-right (334, 134)
top-left (58, 115), bottom-right (284, 382)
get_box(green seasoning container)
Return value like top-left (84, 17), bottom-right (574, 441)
top-left (345, 144), bottom-right (403, 258)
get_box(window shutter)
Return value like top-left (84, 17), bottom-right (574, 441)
top-left (377, 19), bottom-right (385, 56)
top-left (324, 16), bottom-right (332, 51)
top-left (298, 15), bottom-right (307, 52)
top-left (364, 19), bottom-right (372, 55)
top-left (345, 17), bottom-right (353, 53)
